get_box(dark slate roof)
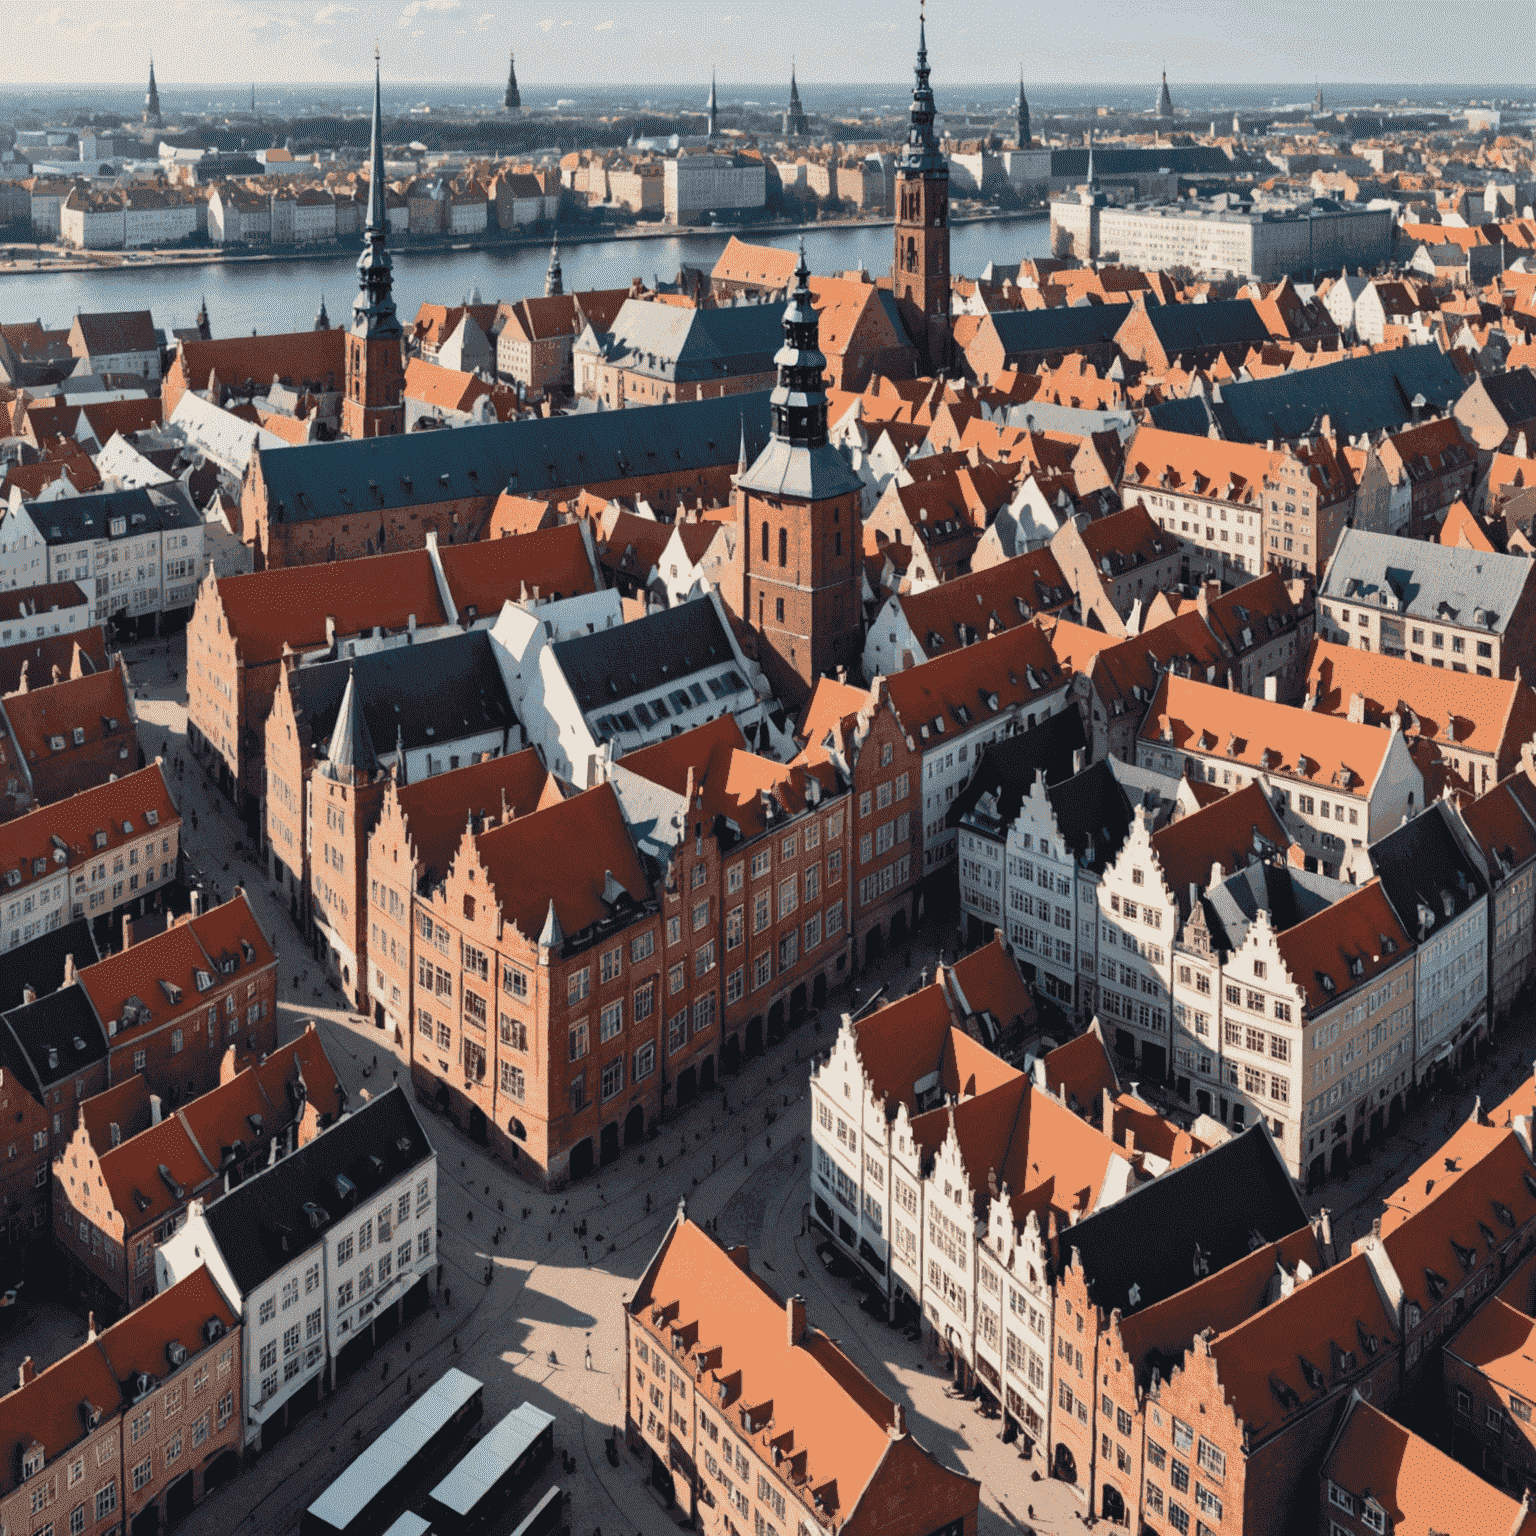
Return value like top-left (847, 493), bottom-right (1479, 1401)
top-left (1, 982), bottom-right (110, 1098)
top-left (1193, 345), bottom-right (1465, 443)
top-left (874, 289), bottom-right (914, 348)
top-left (596, 300), bottom-right (784, 383)
top-left (1042, 758), bottom-right (1134, 875)
top-left (552, 596), bottom-right (746, 716)
top-left (1060, 1124), bottom-right (1310, 1313)
top-left (737, 437), bottom-right (865, 500)
top-left (23, 486), bottom-right (201, 547)
top-left (1368, 799), bottom-right (1487, 945)
top-left (202, 1085), bottom-right (432, 1294)
top-left (1050, 146), bottom-right (1234, 178)
top-left (255, 390), bottom-right (773, 524)
top-left (1146, 395), bottom-right (1216, 436)
top-left (1468, 367), bottom-right (1536, 426)
top-left (989, 305), bottom-right (1126, 359)
top-left (0, 918), bottom-right (99, 1012)
top-left (1141, 298), bottom-right (1269, 353)
top-left (945, 709), bottom-right (1088, 832)
top-left (289, 630), bottom-right (516, 765)
top-left (1200, 863), bottom-right (1344, 955)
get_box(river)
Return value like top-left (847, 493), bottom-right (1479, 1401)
top-left (0, 217), bottom-right (1051, 337)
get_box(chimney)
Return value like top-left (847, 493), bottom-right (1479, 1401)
top-left (149, 1094), bottom-right (163, 1126)
top-left (189, 889), bottom-right (202, 919)
top-left (890, 1402), bottom-right (906, 1438)
top-left (63, 953), bottom-right (75, 986)
top-left (18, 1357), bottom-right (33, 1387)
top-left (21, 984), bottom-right (35, 1005)
top-left (1346, 691), bottom-right (1366, 724)
top-left (726, 1244), bottom-right (751, 1273)
top-left (122, 914), bottom-right (134, 951)
top-left (1263, 675), bottom-right (1278, 702)
top-left (786, 1294), bottom-right (807, 1348)
top-left (1072, 747), bottom-right (1085, 774)
top-left (87, 1311), bottom-right (96, 1341)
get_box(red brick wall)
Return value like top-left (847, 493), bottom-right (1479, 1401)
top-left (848, 695), bottom-right (921, 965)
top-left (186, 574), bottom-right (247, 800)
top-left (1050, 1261), bottom-right (1101, 1507)
top-left (309, 770), bottom-right (389, 1010)
top-left (365, 783), bottom-right (416, 1045)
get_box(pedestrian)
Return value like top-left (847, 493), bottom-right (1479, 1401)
top-left (444, 1287), bottom-right (451, 1306)
top-left (381, 1360), bottom-right (389, 1380)
top-left (582, 1244), bottom-right (589, 1262)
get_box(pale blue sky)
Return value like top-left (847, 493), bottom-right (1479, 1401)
top-left (12, 0), bottom-right (1526, 86)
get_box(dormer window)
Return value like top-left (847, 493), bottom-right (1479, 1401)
top-left (194, 969), bottom-right (213, 993)
top-left (146, 810), bottom-right (158, 827)
top-left (49, 735), bottom-right (65, 752)
top-left (21, 1445), bottom-right (43, 1480)
top-left (72, 727), bottom-right (84, 746)
top-left (94, 830), bottom-right (107, 850)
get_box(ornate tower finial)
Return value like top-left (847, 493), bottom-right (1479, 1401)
top-left (315, 293), bottom-right (330, 331)
top-left (785, 57), bottom-right (808, 137)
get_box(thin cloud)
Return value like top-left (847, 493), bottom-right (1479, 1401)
top-left (538, 18), bottom-right (553, 30)
top-left (593, 17), bottom-right (614, 29)
top-left (399, 0), bottom-right (460, 26)
top-left (313, 3), bottom-right (354, 22)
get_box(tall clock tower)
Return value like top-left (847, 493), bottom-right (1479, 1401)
top-left (732, 243), bottom-right (865, 707)
top-left (891, 12), bottom-right (951, 376)
top-left (343, 48), bottom-right (404, 441)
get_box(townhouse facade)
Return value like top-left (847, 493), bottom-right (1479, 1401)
top-left (156, 1087), bottom-right (438, 1450)
top-left (1461, 771), bottom-right (1536, 1028)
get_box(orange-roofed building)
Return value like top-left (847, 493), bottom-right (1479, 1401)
top-left (402, 356), bottom-right (518, 427)
top-left (1138, 671), bottom-right (1423, 881)
top-left (1048, 503), bottom-right (1184, 635)
top-left (75, 889), bottom-right (277, 1105)
top-left (0, 760), bottom-right (179, 959)
top-left (1443, 1275), bottom-right (1536, 1492)
top-left (1459, 769), bottom-right (1536, 1024)
top-left (626, 1213), bottom-right (980, 1535)
top-left (0, 656), bottom-right (137, 822)
top-left (1321, 1396), bottom-right (1536, 1536)
top-left (54, 1021), bottom-right (341, 1314)
top-left (0, 630), bottom-right (109, 699)
top-left (161, 327), bottom-right (345, 420)
top-left (618, 715), bottom-right (853, 1072)
top-left (1302, 636), bottom-right (1536, 796)
top-left (1438, 494), bottom-right (1500, 551)
top-left (1353, 414), bottom-right (1478, 540)
top-left (1356, 1112), bottom-right (1536, 1387)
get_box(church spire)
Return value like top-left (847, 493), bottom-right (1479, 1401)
top-left (706, 69), bottom-right (718, 139)
top-left (353, 45), bottom-right (399, 342)
top-left (898, 5), bottom-right (941, 172)
top-left (1156, 68), bottom-right (1174, 119)
top-left (771, 241), bottom-right (828, 449)
top-left (505, 50), bottom-right (521, 113)
top-left (325, 669), bottom-right (379, 783)
top-left (1016, 67), bottom-right (1031, 148)
top-left (315, 293), bottom-right (330, 331)
top-left (143, 59), bottom-right (163, 129)
top-left (784, 57), bottom-right (808, 137)
top-left (545, 234), bottom-right (563, 298)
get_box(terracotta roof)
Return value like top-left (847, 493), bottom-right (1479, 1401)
top-left (1272, 877), bottom-right (1413, 1013)
top-left (945, 937), bottom-right (1037, 1046)
top-left (1304, 637), bottom-right (1536, 769)
top-left (403, 356), bottom-right (493, 414)
top-left (78, 1073), bottom-right (154, 1153)
top-left (893, 549), bottom-right (1073, 661)
top-left (882, 620), bottom-right (1066, 738)
top-left (391, 746), bottom-right (554, 890)
top-left (1445, 1294), bottom-right (1536, 1406)
top-left (592, 510), bottom-right (674, 584)
top-left (475, 782), bottom-right (648, 942)
top-left (72, 310), bottom-right (157, 357)
top-left (710, 237), bottom-right (798, 288)
top-left (1323, 1398), bottom-right (1536, 1536)
top-left (0, 1322), bottom-right (124, 1496)
top-left (1039, 1028), bottom-right (1118, 1113)
top-left (1142, 672), bottom-right (1398, 799)
top-left (1206, 1251), bottom-right (1399, 1446)
top-left (437, 521), bottom-right (600, 615)
top-left (76, 891), bottom-right (271, 1047)
top-left (1150, 781), bottom-right (1291, 919)
top-left (0, 582), bottom-right (92, 624)
top-left (408, 302), bottom-right (498, 350)
top-left (1076, 502), bottom-right (1176, 571)
top-left (633, 1217), bottom-right (978, 1532)
top-left (1, 660), bottom-right (133, 773)
top-left (213, 552), bottom-right (450, 666)
top-left (1200, 570), bottom-right (1304, 657)
top-left (794, 675), bottom-right (870, 759)
top-left (171, 328), bottom-right (346, 397)
top-left (1461, 777), bottom-right (1536, 885)
top-left (1124, 426), bottom-right (1283, 507)
top-left (0, 761), bottom-right (175, 904)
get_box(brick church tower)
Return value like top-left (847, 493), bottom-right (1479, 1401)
top-left (343, 48), bottom-right (404, 440)
top-left (891, 11), bottom-right (951, 376)
top-left (731, 242), bottom-right (864, 707)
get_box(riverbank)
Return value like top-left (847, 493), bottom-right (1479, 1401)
top-left (0, 206), bottom-right (1045, 279)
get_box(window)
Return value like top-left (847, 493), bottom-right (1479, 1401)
top-left (567, 967), bottom-right (590, 1005)
top-left (600, 1000), bottom-right (623, 1042)
top-left (602, 1059), bottom-right (624, 1101)
top-left (634, 1041), bottom-right (656, 1082)
top-left (96, 1483), bottom-right (118, 1521)
top-left (569, 1021), bottom-right (589, 1061)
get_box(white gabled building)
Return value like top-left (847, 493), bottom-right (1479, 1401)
top-left (156, 1087), bottom-right (437, 1449)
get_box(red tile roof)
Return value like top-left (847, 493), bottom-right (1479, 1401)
top-left (0, 632), bottom-right (109, 697)
top-left (94, 1264), bottom-right (238, 1393)
top-left (1458, 776), bottom-right (1536, 883)
top-left (1323, 1398), bottom-right (1536, 1536)
top-left (0, 761), bottom-right (176, 904)
top-left (892, 549), bottom-right (1073, 662)
top-left (0, 1325), bottom-right (123, 1495)
top-left (437, 521), bottom-right (600, 615)
top-left (1273, 878), bottom-right (1413, 1014)
top-left (633, 1218), bottom-right (977, 1533)
top-left (476, 782), bottom-right (649, 942)
top-left (1, 660), bottom-right (133, 775)
top-left (1039, 1027), bottom-right (1119, 1113)
top-left (0, 582), bottom-right (91, 626)
top-left (1149, 781), bottom-right (1291, 919)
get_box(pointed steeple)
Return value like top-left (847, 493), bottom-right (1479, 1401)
top-left (504, 50), bottom-right (522, 113)
top-left (250, 83), bottom-right (256, 114)
top-left (545, 235), bottom-right (563, 298)
top-left (898, 4), bottom-right (942, 172)
top-left (315, 293), bottom-right (330, 331)
top-left (143, 59), bottom-right (163, 129)
top-left (1016, 68), bottom-right (1031, 148)
top-left (352, 46), bottom-right (400, 343)
top-left (195, 295), bottom-right (210, 342)
top-left (706, 69), bottom-right (718, 139)
top-left (784, 57), bottom-right (808, 137)
top-left (1086, 130), bottom-right (1096, 188)
top-left (737, 414), bottom-right (748, 475)
top-left (1313, 80), bottom-right (1324, 114)
top-left (539, 899), bottom-right (564, 949)
top-left (1156, 69), bottom-right (1174, 119)
top-left (325, 669), bottom-right (379, 782)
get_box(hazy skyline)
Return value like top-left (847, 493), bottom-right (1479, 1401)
top-left (11, 0), bottom-right (1530, 88)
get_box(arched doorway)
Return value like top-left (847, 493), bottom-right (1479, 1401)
top-left (1102, 1483), bottom-right (1126, 1525)
top-left (599, 1122), bottom-right (620, 1166)
top-left (766, 1001), bottom-right (785, 1045)
top-left (624, 1105), bottom-right (645, 1146)
top-left (790, 984), bottom-right (807, 1022)
top-left (570, 1137), bottom-right (595, 1181)
top-left (699, 1056), bottom-right (716, 1094)
top-left (1053, 1443), bottom-right (1077, 1483)
top-left (745, 1016), bottom-right (763, 1059)
top-left (890, 909), bottom-right (909, 949)
top-left (722, 1035), bottom-right (740, 1075)
top-left (812, 974), bottom-right (826, 1010)
top-left (468, 1107), bottom-right (486, 1144)
top-left (676, 1066), bottom-right (697, 1106)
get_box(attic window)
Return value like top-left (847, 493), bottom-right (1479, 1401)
top-left (49, 735), bottom-right (65, 752)
top-left (121, 820), bottom-right (133, 835)
top-left (94, 831), bottom-right (107, 850)
top-left (146, 810), bottom-right (158, 827)
top-left (194, 969), bottom-right (213, 993)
